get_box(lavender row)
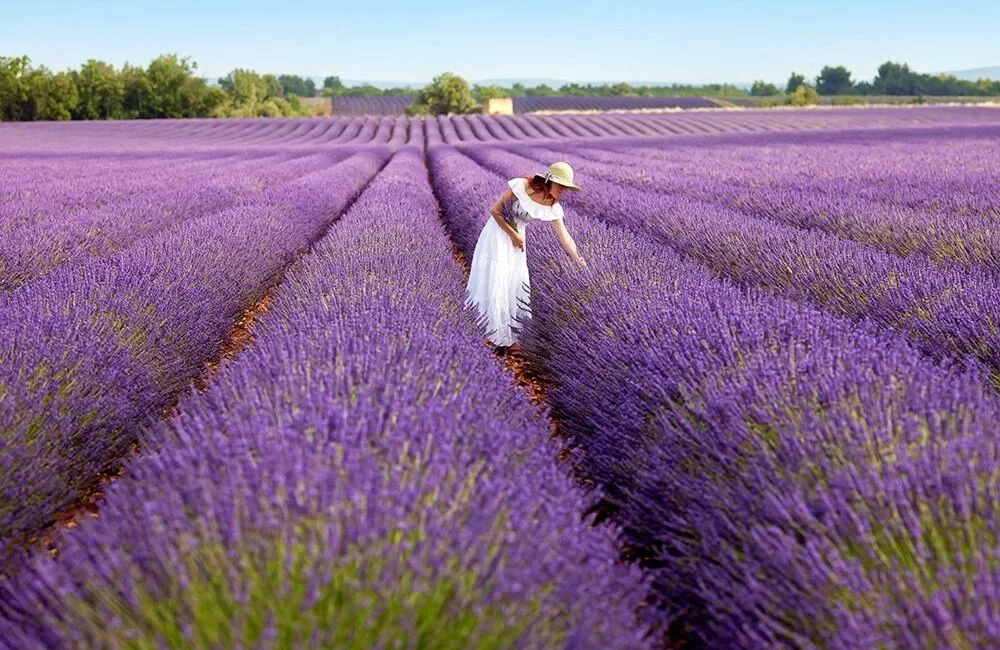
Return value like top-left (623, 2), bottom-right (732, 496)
top-left (2, 151), bottom-right (354, 290)
top-left (464, 144), bottom-right (1000, 383)
top-left (429, 144), bottom-right (1000, 648)
top-left (0, 147), bottom-right (650, 649)
top-left (532, 129), bottom-right (1000, 274)
top-left (512, 95), bottom-right (718, 112)
top-left (0, 150), bottom-right (388, 569)
top-left (4, 107), bottom-right (999, 153)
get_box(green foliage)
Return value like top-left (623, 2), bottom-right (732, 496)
top-left (786, 72), bottom-right (806, 94)
top-left (0, 56), bottom-right (33, 120)
top-left (816, 65), bottom-right (854, 95)
top-left (56, 525), bottom-right (545, 649)
top-left (786, 84), bottom-right (819, 106)
top-left (868, 61), bottom-right (1000, 96)
top-left (406, 72), bottom-right (479, 116)
top-left (323, 75), bottom-right (343, 90)
top-left (142, 54), bottom-right (216, 118)
top-left (472, 84), bottom-right (507, 103)
top-left (830, 95), bottom-right (868, 106)
top-left (216, 68), bottom-right (307, 117)
top-left (277, 74), bottom-right (315, 97)
top-left (525, 83), bottom-right (557, 97)
top-left (30, 69), bottom-right (78, 120)
top-left (71, 59), bottom-right (123, 119)
top-left (750, 80), bottom-right (780, 96)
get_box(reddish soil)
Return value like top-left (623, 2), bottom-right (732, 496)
top-left (27, 283), bottom-right (280, 559)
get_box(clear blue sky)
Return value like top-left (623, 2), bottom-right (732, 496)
top-left (5, 0), bottom-right (999, 84)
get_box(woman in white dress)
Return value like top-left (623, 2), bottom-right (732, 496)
top-left (465, 161), bottom-right (587, 349)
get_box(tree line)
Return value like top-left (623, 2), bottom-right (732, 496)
top-left (4, 53), bottom-right (998, 122)
top-left (751, 61), bottom-right (1000, 97)
top-left (0, 54), bottom-right (320, 121)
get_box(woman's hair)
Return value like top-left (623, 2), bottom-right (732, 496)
top-left (525, 176), bottom-right (557, 205)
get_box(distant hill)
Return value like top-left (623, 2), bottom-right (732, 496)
top-left (945, 66), bottom-right (1000, 81)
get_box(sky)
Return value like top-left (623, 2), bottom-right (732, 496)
top-left (4, 0), bottom-right (999, 85)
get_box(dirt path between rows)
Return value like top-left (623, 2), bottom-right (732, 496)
top-left (421, 143), bottom-right (686, 649)
top-left (25, 156), bottom-right (393, 561)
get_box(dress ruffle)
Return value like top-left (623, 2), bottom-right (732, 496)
top-left (507, 178), bottom-right (564, 222)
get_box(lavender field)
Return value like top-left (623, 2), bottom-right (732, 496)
top-left (2, 106), bottom-right (1000, 649)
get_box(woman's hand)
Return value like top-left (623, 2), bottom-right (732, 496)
top-left (510, 232), bottom-right (525, 251)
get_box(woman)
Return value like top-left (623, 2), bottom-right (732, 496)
top-left (465, 161), bottom-right (587, 349)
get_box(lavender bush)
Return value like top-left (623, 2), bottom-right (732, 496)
top-left (0, 148), bottom-right (650, 649)
top-left (0, 150), bottom-right (388, 570)
top-left (429, 144), bottom-right (1000, 648)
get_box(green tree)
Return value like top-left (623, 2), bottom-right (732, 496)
top-left (750, 80), bottom-right (780, 96)
top-left (217, 67), bottom-right (305, 117)
top-left (607, 82), bottom-right (634, 96)
top-left (786, 83), bottom-right (819, 106)
top-left (873, 61), bottom-right (918, 95)
top-left (342, 83), bottom-right (383, 97)
top-left (472, 84), bottom-right (507, 103)
top-left (72, 59), bottom-right (123, 119)
top-left (816, 65), bottom-right (854, 95)
top-left (785, 72), bottom-right (806, 94)
top-left (120, 63), bottom-right (152, 118)
top-left (262, 74), bottom-right (283, 100)
top-left (145, 54), bottom-right (211, 118)
top-left (323, 75), bottom-right (343, 91)
top-left (405, 72), bottom-right (478, 116)
top-left (0, 55), bottom-right (32, 120)
top-left (29, 68), bottom-right (78, 120)
top-left (278, 74), bottom-right (315, 97)
top-left (525, 83), bottom-right (556, 96)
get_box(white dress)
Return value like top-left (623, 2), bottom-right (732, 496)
top-left (465, 177), bottom-right (564, 346)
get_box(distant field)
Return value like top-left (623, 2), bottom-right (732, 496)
top-left (3, 106), bottom-right (1000, 648)
top-left (724, 94), bottom-right (1000, 107)
top-left (325, 94), bottom-right (722, 115)
top-left (5, 105), bottom-right (997, 151)
top-left (319, 93), bottom-right (999, 116)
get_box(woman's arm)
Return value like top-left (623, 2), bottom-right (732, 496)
top-left (490, 189), bottom-right (524, 250)
top-left (551, 218), bottom-right (587, 266)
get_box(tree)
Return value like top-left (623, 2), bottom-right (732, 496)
top-left (120, 63), bottom-right (152, 118)
top-left (873, 61), bottom-right (918, 95)
top-left (607, 82), bottom-right (634, 96)
top-left (472, 84), bottom-right (507, 103)
top-left (72, 59), bottom-right (123, 119)
top-left (277, 74), bottom-right (315, 97)
top-left (786, 83), bottom-right (819, 106)
top-left (0, 56), bottom-right (32, 120)
top-left (145, 54), bottom-right (208, 118)
top-left (341, 83), bottom-right (382, 97)
top-left (405, 72), bottom-right (478, 116)
top-left (217, 67), bottom-right (305, 117)
top-left (525, 83), bottom-right (557, 97)
top-left (750, 80), bottom-right (780, 96)
top-left (323, 76), bottom-right (343, 91)
top-left (29, 68), bottom-right (78, 120)
top-left (262, 74), bottom-right (283, 100)
top-left (816, 66), bottom-right (854, 95)
top-left (785, 72), bottom-right (806, 94)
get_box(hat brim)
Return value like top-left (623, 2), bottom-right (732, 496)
top-left (533, 173), bottom-right (581, 191)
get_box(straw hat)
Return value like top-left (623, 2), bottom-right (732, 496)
top-left (533, 161), bottom-right (581, 191)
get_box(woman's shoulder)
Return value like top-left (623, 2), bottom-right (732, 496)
top-left (507, 177), bottom-right (563, 221)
